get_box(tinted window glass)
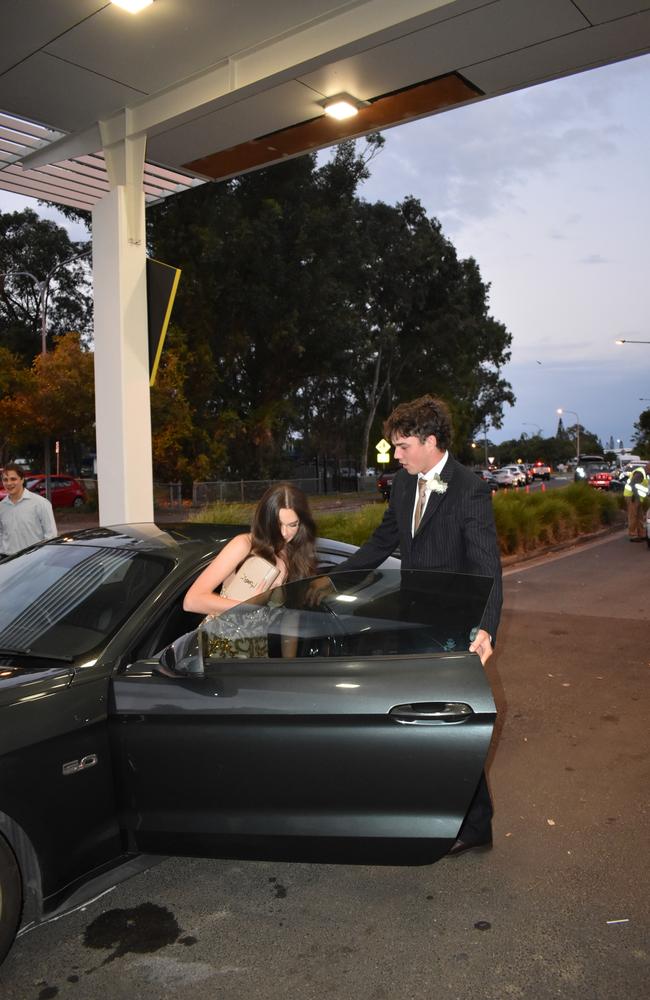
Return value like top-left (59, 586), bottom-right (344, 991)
top-left (160, 569), bottom-right (493, 674)
top-left (0, 544), bottom-right (172, 662)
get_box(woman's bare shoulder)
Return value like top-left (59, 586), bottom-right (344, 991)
top-left (224, 532), bottom-right (253, 555)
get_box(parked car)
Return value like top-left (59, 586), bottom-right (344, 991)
top-left (474, 469), bottom-right (499, 493)
top-left (0, 524), bottom-right (495, 962)
top-left (1, 475), bottom-right (84, 507)
top-left (493, 465), bottom-right (526, 488)
top-left (25, 474), bottom-right (87, 508)
top-left (530, 460), bottom-right (551, 481)
top-left (377, 470), bottom-right (396, 500)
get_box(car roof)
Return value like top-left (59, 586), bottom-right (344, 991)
top-left (16, 521), bottom-right (364, 572)
top-left (45, 521), bottom-right (246, 559)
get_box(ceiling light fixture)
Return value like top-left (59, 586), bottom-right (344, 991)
top-left (321, 94), bottom-right (366, 120)
top-left (112, 0), bottom-right (154, 13)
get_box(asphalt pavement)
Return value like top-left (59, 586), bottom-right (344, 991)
top-left (1, 530), bottom-right (648, 1000)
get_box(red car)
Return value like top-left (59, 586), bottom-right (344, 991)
top-left (24, 474), bottom-right (88, 508)
top-left (588, 469), bottom-right (614, 491)
top-left (377, 471), bottom-right (395, 501)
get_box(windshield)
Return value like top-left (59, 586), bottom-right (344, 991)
top-left (160, 568), bottom-right (494, 675)
top-left (0, 544), bottom-right (172, 662)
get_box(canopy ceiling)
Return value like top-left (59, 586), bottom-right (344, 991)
top-left (1, 0), bottom-right (650, 208)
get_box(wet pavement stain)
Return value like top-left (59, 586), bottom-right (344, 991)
top-left (38, 988), bottom-right (58, 1000)
top-left (268, 876), bottom-right (287, 898)
top-left (83, 902), bottom-right (180, 964)
top-left (179, 935), bottom-right (198, 946)
top-left (474, 921), bottom-right (492, 931)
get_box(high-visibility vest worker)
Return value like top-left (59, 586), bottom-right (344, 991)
top-left (623, 466), bottom-right (649, 501)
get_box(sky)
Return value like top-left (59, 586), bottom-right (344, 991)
top-left (1, 51), bottom-right (649, 450)
top-left (353, 52), bottom-right (650, 450)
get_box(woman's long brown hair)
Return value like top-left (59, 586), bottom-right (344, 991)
top-left (249, 483), bottom-right (317, 582)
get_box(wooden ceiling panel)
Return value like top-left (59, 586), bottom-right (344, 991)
top-left (184, 72), bottom-right (480, 180)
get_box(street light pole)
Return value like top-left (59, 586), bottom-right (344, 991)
top-left (615, 339), bottom-right (650, 345)
top-left (1, 249), bottom-right (91, 500)
top-left (523, 422), bottom-right (543, 436)
top-left (557, 408), bottom-right (580, 462)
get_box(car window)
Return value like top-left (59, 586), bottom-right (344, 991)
top-left (159, 568), bottom-right (494, 675)
top-left (0, 544), bottom-right (173, 662)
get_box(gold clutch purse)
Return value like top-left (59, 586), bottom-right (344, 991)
top-left (220, 555), bottom-right (280, 601)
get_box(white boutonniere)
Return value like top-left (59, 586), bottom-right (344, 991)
top-left (429, 473), bottom-right (448, 495)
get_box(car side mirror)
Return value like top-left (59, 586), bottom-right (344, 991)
top-left (154, 628), bottom-right (206, 677)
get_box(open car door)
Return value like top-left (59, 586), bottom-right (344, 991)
top-left (110, 569), bottom-right (496, 856)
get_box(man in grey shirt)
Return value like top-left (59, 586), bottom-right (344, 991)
top-left (0, 464), bottom-right (57, 555)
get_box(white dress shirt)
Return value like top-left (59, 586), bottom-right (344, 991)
top-left (411, 451), bottom-right (449, 535)
top-left (0, 489), bottom-right (57, 555)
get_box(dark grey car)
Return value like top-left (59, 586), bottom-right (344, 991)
top-left (0, 523), bottom-right (496, 963)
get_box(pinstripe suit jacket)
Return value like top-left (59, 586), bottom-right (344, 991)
top-left (341, 455), bottom-right (503, 638)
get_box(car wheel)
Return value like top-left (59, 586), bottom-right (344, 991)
top-left (0, 833), bottom-right (22, 964)
top-left (72, 496), bottom-right (85, 509)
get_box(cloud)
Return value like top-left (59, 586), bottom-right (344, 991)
top-left (357, 55), bottom-right (650, 232)
top-left (579, 254), bottom-right (610, 265)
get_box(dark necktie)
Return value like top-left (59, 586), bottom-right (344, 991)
top-left (414, 477), bottom-right (427, 533)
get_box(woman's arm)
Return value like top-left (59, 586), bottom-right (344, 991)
top-left (183, 533), bottom-right (253, 615)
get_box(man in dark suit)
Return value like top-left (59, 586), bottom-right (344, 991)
top-left (341, 394), bottom-right (502, 856)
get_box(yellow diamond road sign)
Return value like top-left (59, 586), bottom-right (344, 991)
top-left (376, 437), bottom-right (391, 464)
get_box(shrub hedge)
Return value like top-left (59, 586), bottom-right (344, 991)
top-left (191, 483), bottom-right (621, 557)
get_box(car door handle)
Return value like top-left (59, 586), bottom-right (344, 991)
top-left (389, 702), bottom-right (473, 725)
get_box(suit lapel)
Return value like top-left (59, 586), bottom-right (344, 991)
top-left (401, 474), bottom-right (418, 537)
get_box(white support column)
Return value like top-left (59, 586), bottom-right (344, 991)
top-left (92, 179), bottom-right (154, 525)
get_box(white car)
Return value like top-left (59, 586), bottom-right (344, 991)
top-left (493, 465), bottom-right (526, 487)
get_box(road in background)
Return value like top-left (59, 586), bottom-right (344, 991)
top-left (1, 534), bottom-right (648, 1000)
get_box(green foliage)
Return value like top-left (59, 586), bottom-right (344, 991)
top-left (191, 484), bottom-right (620, 557)
top-left (0, 209), bottom-right (91, 361)
top-left (633, 407), bottom-right (650, 458)
top-left (191, 498), bottom-right (386, 548)
top-left (311, 504), bottom-right (386, 547)
top-left (189, 502), bottom-right (254, 526)
top-left (492, 484), bottom-right (619, 554)
top-left (148, 137), bottom-right (514, 477)
top-left (492, 426), bottom-right (604, 467)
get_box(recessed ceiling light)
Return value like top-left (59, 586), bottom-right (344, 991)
top-left (112, 0), bottom-right (154, 13)
top-left (321, 94), bottom-right (367, 120)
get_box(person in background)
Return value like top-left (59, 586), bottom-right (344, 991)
top-left (623, 465), bottom-right (649, 542)
top-left (0, 463), bottom-right (57, 556)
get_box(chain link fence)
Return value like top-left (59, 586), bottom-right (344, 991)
top-left (191, 476), bottom-right (379, 506)
top-left (82, 475), bottom-right (379, 512)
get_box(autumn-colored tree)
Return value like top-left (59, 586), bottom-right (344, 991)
top-left (150, 327), bottom-right (230, 484)
top-left (0, 345), bottom-right (33, 462)
top-left (0, 333), bottom-right (94, 470)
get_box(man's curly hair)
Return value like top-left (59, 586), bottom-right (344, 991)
top-left (384, 395), bottom-right (452, 451)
